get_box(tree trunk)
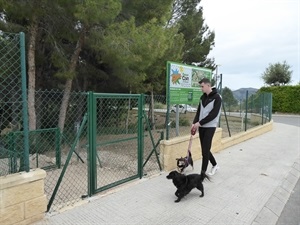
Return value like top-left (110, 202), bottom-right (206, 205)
top-left (58, 30), bottom-right (85, 133)
top-left (27, 20), bottom-right (38, 131)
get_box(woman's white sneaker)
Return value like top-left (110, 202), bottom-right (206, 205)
top-left (208, 165), bottom-right (219, 176)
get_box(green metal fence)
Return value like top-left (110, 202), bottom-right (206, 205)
top-left (43, 91), bottom-right (163, 212)
top-left (88, 93), bottom-right (144, 195)
top-left (1, 128), bottom-right (60, 173)
top-left (0, 31), bottom-right (29, 175)
top-left (214, 93), bottom-right (267, 136)
top-left (165, 91), bottom-right (272, 139)
top-left (0, 32), bottom-right (272, 213)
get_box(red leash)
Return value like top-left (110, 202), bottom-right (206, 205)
top-left (187, 135), bottom-right (193, 157)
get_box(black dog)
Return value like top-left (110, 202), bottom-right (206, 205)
top-left (166, 170), bottom-right (210, 202)
top-left (176, 150), bottom-right (193, 173)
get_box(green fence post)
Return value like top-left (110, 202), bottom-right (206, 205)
top-left (269, 93), bottom-right (273, 121)
top-left (138, 94), bottom-right (144, 178)
top-left (19, 32), bottom-right (30, 172)
top-left (142, 111), bottom-right (162, 171)
top-left (47, 113), bottom-right (88, 212)
top-left (261, 93), bottom-right (264, 124)
top-left (244, 90), bottom-right (248, 131)
top-left (221, 102), bottom-right (231, 137)
top-left (251, 95), bottom-right (253, 113)
top-left (88, 91), bottom-right (96, 196)
top-left (166, 62), bottom-right (170, 140)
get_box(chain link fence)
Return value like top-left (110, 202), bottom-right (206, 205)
top-left (1, 32), bottom-right (272, 213)
top-left (0, 87), bottom-right (271, 213)
top-left (32, 90), bottom-right (88, 212)
top-left (146, 92), bottom-right (272, 139)
top-left (31, 91), bottom-right (163, 213)
top-left (0, 31), bottom-right (29, 176)
top-left (221, 91), bottom-right (272, 136)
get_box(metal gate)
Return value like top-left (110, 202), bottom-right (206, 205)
top-left (46, 92), bottom-right (162, 212)
top-left (87, 92), bottom-right (144, 195)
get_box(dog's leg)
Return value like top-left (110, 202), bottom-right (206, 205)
top-left (197, 183), bottom-right (204, 197)
top-left (175, 195), bottom-right (183, 202)
top-left (175, 191), bottom-right (185, 202)
top-left (175, 190), bottom-right (180, 197)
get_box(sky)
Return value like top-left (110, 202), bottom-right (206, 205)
top-left (200, 0), bottom-right (300, 90)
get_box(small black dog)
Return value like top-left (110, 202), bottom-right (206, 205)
top-left (176, 150), bottom-right (193, 173)
top-left (166, 170), bottom-right (210, 203)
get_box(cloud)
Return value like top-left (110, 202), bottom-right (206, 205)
top-left (201, 0), bottom-right (300, 90)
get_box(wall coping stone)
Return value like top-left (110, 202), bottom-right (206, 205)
top-left (0, 168), bottom-right (46, 190)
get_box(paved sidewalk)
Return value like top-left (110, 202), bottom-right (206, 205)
top-left (34, 122), bottom-right (300, 225)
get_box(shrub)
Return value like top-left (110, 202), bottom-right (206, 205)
top-left (260, 85), bottom-right (300, 113)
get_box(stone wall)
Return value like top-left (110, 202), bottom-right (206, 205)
top-left (0, 168), bottom-right (47, 225)
top-left (160, 121), bottom-right (273, 171)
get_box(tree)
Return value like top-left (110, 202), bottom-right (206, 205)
top-left (94, 16), bottom-right (183, 129)
top-left (168, 1), bottom-right (215, 69)
top-left (261, 61), bottom-right (292, 86)
top-left (222, 87), bottom-right (238, 109)
top-left (55, 0), bottom-right (122, 133)
top-left (1, 0), bottom-right (216, 132)
top-left (120, 0), bottom-right (174, 26)
top-left (0, 0), bottom-right (52, 131)
top-left (1, 0), bottom-right (123, 132)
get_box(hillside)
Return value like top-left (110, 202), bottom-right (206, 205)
top-left (232, 88), bottom-right (258, 101)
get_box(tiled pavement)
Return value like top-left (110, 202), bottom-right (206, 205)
top-left (33, 122), bottom-right (300, 225)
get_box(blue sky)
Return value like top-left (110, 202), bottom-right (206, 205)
top-left (200, 0), bottom-right (300, 90)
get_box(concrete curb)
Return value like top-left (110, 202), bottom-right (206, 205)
top-left (252, 158), bottom-right (300, 225)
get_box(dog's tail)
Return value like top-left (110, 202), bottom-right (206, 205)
top-left (200, 171), bottom-right (210, 182)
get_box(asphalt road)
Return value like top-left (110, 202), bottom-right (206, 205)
top-left (273, 114), bottom-right (300, 225)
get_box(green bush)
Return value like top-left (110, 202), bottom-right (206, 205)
top-left (169, 118), bottom-right (190, 128)
top-left (260, 85), bottom-right (300, 113)
top-left (179, 117), bottom-right (190, 126)
top-left (154, 102), bottom-right (166, 109)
